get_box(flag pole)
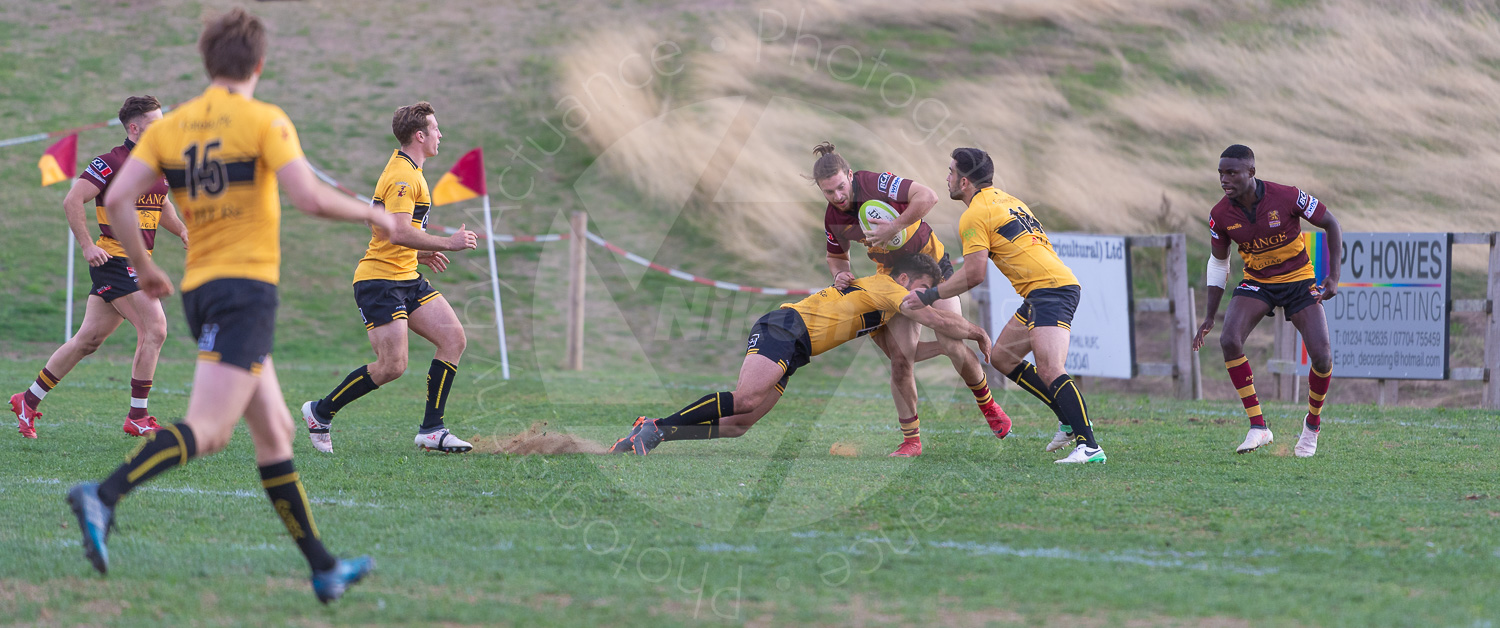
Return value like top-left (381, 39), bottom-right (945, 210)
top-left (481, 194), bottom-right (510, 379)
top-left (64, 231), bottom-right (75, 341)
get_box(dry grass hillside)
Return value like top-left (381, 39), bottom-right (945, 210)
top-left (561, 0), bottom-right (1500, 273)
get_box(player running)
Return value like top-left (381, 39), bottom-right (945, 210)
top-left (65, 8), bottom-right (394, 602)
top-left (11, 96), bottom-right (188, 438)
top-left (904, 147), bottom-right (1106, 464)
top-left (811, 142), bottom-right (1009, 458)
top-left (1192, 144), bottom-right (1342, 458)
top-left (300, 102), bottom-right (478, 454)
top-left (609, 255), bottom-right (990, 455)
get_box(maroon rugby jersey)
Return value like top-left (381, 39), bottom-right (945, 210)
top-left (823, 170), bottom-right (942, 269)
top-left (1208, 179), bottom-right (1326, 283)
top-left (79, 139), bottom-right (170, 257)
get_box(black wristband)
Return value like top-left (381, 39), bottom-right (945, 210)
top-left (918, 287), bottom-right (941, 306)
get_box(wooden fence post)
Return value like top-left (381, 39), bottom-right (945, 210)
top-left (565, 211), bottom-right (587, 371)
top-left (1485, 232), bottom-right (1500, 410)
top-left (1165, 233), bottom-right (1203, 400)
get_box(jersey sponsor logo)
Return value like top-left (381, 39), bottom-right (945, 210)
top-left (1210, 228), bottom-right (1220, 240)
top-left (886, 176), bottom-right (903, 200)
top-left (1237, 282), bottom-right (1260, 292)
top-left (747, 333), bottom-right (760, 349)
top-left (1296, 190), bottom-right (1309, 209)
top-left (825, 229), bottom-right (839, 245)
top-left (1247, 232), bottom-right (1290, 252)
top-left (1226, 223), bottom-right (1243, 230)
top-left (877, 172), bottom-right (892, 193)
top-left (87, 157), bottom-right (112, 180)
top-left (1302, 197), bottom-right (1319, 219)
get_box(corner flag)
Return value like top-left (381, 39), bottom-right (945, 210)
top-left (432, 148), bottom-right (485, 206)
top-left (39, 134), bottom-right (77, 187)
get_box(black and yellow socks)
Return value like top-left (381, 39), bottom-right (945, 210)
top-left (259, 460), bottom-right (337, 571)
top-left (421, 360), bottom-right (457, 433)
top-left (316, 365), bottom-right (380, 423)
top-left (659, 392), bottom-right (733, 441)
top-left (1048, 374), bottom-right (1097, 448)
top-left (97, 422), bottom-right (197, 507)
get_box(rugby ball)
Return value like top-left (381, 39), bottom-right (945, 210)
top-left (858, 199), bottom-right (905, 249)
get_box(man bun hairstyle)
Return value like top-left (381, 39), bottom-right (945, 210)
top-left (950, 147), bottom-right (993, 187)
top-left (1220, 144), bottom-right (1255, 161)
top-left (393, 101), bottom-right (437, 145)
top-left (118, 95), bottom-right (162, 125)
top-left (198, 8), bottom-right (267, 81)
top-left (812, 141), bottom-right (852, 182)
top-left (890, 254), bottom-right (943, 286)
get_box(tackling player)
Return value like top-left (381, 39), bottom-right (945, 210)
top-left (300, 102), bottom-right (478, 454)
top-left (10, 95), bottom-right (188, 438)
top-left (811, 142), bottom-right (1009, 458)
top-left (904, 147), bottom-right (1106, 464)
top-left (1192, 144), bottom-right (1342, 458)
top-left (609, 255), bottom-right (991, 455)
top-left (64, 8), bottom-right (394, 602)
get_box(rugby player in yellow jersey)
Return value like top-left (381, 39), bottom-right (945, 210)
top-left (811, 142), bottom-right (1009, 458)
top-left (904, 148), bottom-right (1106, 464)
top-left (300, 102), bottom-right (479, 454)
top-left (64, 8), bottom-right (395, 603)
top-left (609, 255), bottom-right (991, 455)
top-left (11, 95), bottom-right (188, 438)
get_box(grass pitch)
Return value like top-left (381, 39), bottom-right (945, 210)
top-left (2, 358), bottom-right (1497, 626)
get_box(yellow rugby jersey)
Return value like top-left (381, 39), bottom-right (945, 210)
top-left (353, 150), bottom-right (431, 283)
top-left (130, 86), bottom-right (304, 291)
top-left (874, 235), bottom-right (946, 277)
top-left (958, 187), bottom-right (1078, 297)
top-left (783, 273), bottom-right (908, 355)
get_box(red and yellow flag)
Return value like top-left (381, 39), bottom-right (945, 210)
top-left (38, 134), bottom-right (78, 187)
top-left (431, 148), bottom-right (486, 206)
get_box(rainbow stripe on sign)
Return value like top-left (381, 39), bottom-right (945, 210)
top-left (1304, 231), bottom-right (1329, 285)
top-left (1336, 282), bottom-right (1444, 288)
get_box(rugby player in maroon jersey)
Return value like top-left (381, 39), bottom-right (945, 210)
top-left (1193, 144), bottom-right (1343, 457)
top-left (10, 96), bottom-right (188, 438)
top-left (811, 142), bottom-right (1010, 458)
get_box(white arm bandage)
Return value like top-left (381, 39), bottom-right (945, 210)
top-left (1206, 254), bottom-right (1230, 289)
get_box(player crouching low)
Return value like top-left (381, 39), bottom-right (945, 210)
top-left (610, 255), bottom-right (993, 455)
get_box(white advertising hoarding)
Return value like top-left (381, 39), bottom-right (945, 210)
top-left (984, 234), bottom-right (1135, 378)
top-left (1307, 232), bottom-right (1450, 379)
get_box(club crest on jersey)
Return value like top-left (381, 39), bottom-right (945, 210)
top-left (88, 157), bottom-right (112, 179)
top-left (1267, 210), bottom-right (1281, 228)
top-left (395, 182), bottom-right (409, 197)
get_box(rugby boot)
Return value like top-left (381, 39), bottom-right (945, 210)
top-left (1236, 427), bottom-right (1273, 454)
top-left (979, 400), bottom-right (1011, 439)
top-left (11, 392), bottom-right (39, 438)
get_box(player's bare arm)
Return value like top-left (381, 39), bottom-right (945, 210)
top-left (865, 181), bottom-right (938, 244)
top-left (1308, 207), bottom-right (1343, 301)
top-left (1193, 236), bottom-right (1233, 351)
top-left (378, 207), bottom-right (476, 252)
top-left (63, 178), bottom-right (110, 267)
top-left (277, 157), bottom-right (397, 236)
top-left (160, 197), bottom-right (188, 249)
top-left (898, 302), bottom-right (991, 363)
top-left (826, 251), bottom-right (855, 289)
top-left (104, 157), bottom-right (171, 296)
top-left (903, 249), bottom-right (987, 309)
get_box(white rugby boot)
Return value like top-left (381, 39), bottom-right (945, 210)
top-left (1235, 427), bottom-right (1273, 454)
top-left (1294, 424), bottom-right (1319, 458)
